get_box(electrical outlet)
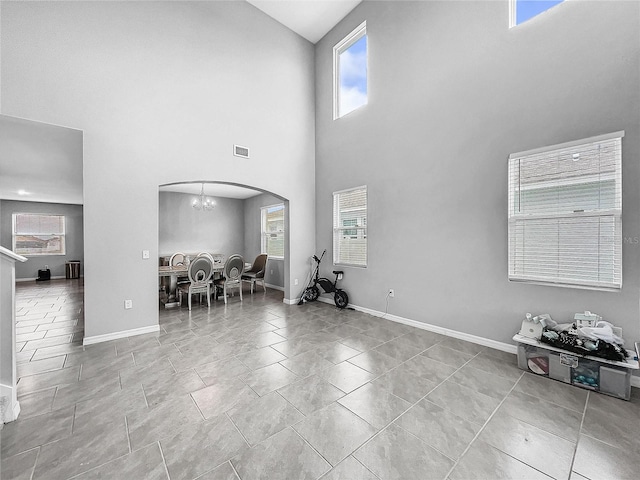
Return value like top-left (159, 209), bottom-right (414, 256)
top-left (142, 250), bottom-right (150, 259)
top-left (388, 289), bottom-right (395, 298)
top-left (294, 278), bottom-right (299, 285)
top-left (44, 265), bottom-right (49, 270)
top-left (124, 299), bottom-right (133, 309)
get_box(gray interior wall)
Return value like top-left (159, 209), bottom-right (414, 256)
top-left (0, 200), bottom-right (84, 280)
top-left (315, 1), bottom-right (640, 347)
top-left (1, 2), bottom-right (316, 339)
top-left (159, 191), bottom-right (245, 258)
top-left (243, 193), bottom-right (285, 288)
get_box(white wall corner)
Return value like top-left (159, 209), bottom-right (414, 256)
top-left (0, 386), bottom-right (20, 424)
top-left (83, 325), bottom-right (160, 346)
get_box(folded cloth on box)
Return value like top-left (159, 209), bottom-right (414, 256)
top-left (578, 321), bottom-right (623, 345)
top-left (540, 327), bottom-right (627, 362)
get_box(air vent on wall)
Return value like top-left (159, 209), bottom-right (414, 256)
top-left (234, 145), bottom-right (250, 158)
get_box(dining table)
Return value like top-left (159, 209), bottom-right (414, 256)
top-left (159, 263), bottom-right (224, 308)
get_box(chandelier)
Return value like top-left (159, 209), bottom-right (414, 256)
top-left (192, 183), bottom-right (215, 211)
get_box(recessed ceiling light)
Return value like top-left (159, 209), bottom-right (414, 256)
top-left (17, 190), bottom-right (29, 196)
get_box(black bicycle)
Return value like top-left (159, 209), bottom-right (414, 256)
top-left (299, 250), bottom-right (349, 309)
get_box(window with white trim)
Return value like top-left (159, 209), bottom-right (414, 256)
top-left (333, 21), bottom-right (367, 119)
top-left (261, 204), bottom-right (285, 259)
top-left (508, 132), bottom-right (623, 290)
top-left (13, 213), bottom-right (66, 256)
top-left (333, 186), bottom-right (367, 267)
top-left (510, 0), bottom-right (564, 27)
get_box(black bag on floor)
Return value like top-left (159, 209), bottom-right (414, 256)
top-left (36, 269), bottom-right (51, 282)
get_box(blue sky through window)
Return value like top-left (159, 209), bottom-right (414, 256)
top-left (516, 0), bottom-right (564, 25)
top-left (339, 35), bottom-right (367, 116)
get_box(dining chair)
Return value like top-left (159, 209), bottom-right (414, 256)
top-left (177, 255), bottom-right (213, 311)
top-left (241, 253), bottom-right (268, 294)
top-left (169, 252), bottom-right (186, 266)
top-left (170, 251), bottom-right (190, 287)
top-left (197, 252), bottom-right (215, 264)
top-left (213, 254), bottom-right (244, 304)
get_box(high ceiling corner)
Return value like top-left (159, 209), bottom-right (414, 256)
top-left (246, 0), bottom-right (362, 43)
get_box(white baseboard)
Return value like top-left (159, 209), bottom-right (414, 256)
top-left (0, 384), bottom-right (20, 423)
top-left (283, 297), bottom-right (300, 305)
top-left (316, 297), bottom-right (640, 389)
top-left (316, 296), bottom-right (515, 353)
top-left (83, 325), bottom-right (160, 346)
top-left (265, 283), bottom-right (284, 292)
top-left (16, 275), bottom-right (83, 283)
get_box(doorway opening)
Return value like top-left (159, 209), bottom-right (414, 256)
top-left (158, 181), bottom-right (290, 309)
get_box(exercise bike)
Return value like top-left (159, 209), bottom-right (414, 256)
top-left (299, 250), bottom-right (349, 309)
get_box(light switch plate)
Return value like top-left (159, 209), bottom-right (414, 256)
top-left (142, 250), bottom-right (150, 259)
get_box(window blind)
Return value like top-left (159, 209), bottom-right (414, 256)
top-left (13, 213), bottom-right (66, 256)
top-left (508, 132), bottom-right (623, 290)
top-left (333, 186), bottom-right (367, 267)
top-left (261, 204), bottom-right (285, 258)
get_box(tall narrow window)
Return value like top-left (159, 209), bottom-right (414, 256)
top-left (333, 21), bottom-right (367, 119)
top-left (510, 0), bottom-right (564, 27)
top-left (261, 204), bottom-right (285, 259)
top-left (13, 213), bottom-right (66, 256)
top-left (333, 186), bottom-right (367, 267)
top-left (508, 132), bottom-right (623, 290)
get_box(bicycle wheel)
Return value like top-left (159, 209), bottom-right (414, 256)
top-left (303, 286), bottom-right (320, 302)
top-left (334, 290), bottom-right (349, 309)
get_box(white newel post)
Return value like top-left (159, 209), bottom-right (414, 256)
top-left (0, 246), bottom-right (27, 424)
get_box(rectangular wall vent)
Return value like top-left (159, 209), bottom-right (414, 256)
top-left (234, 145), bottom-right (250, 158)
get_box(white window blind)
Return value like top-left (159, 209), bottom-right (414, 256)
top-left (13, 213), bottom-right (66, 256)
top-left (261, 204), bottom-right (285, 259)
top-left (508, 132), bottom-right (623, 290)
top-left (333, 186), bottom-right (367, 267)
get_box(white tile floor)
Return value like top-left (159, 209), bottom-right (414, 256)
top-left (2, 279), bottom-right (640, 479)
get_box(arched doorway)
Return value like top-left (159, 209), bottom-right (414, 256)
top-left (158, 181), bottom-right (290, 305)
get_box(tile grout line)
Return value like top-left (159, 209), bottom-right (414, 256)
top-left (440, 369), bottom-right (563, 480)
top-left (289, 426), bottom-right (335, 471)
top-left (29, 446), bottom-right (42, 480)
top-left (569, 392), bottom-right (590, 475)
top-left (225, 411), bottom-right (252, 448)
top-left (157, 440), bottom-right (172, 480)
top-left (228, 460), bottom-right (242, 480)
top-left (124, 416), bottom-right (132, 454)
top-left (340, 347), bottom-right (487, 476)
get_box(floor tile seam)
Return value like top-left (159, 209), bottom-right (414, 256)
top-left (225, 411), bottom-right (253, 448)
top-left (511, 384), bottom-right (588, 415)
top-left (227, 459), bottom-right (242, 480)
top-left (10, 429), bottom-right (71, 466)
top-left (568, 392), bottom-right (591, 475)
top-left (288, 425), bottom-right (335, 470)
top-left (124, 416), bottom-right (132, 454)
top-left (29, 447), bottom-right (42, 480)
top-left (338, 377), bottom-right (434, 437)
top-left (156, 440), bottom-right (172, 480)
top-left (445, 364), bottom-right (518, 400)
top-left (347, 455), bottom-right (383, 480)
top-left (274, 389), bottom-right (308, 420)
top-left (188, 386), bottom-right (208, 422)
top-left (442, 369), bottom-right (525, 480)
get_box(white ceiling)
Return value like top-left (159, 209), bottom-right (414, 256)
top-left (247, 0), bottom-right (362, 43)
top-left (0, 115), bottom-right (83, 205)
